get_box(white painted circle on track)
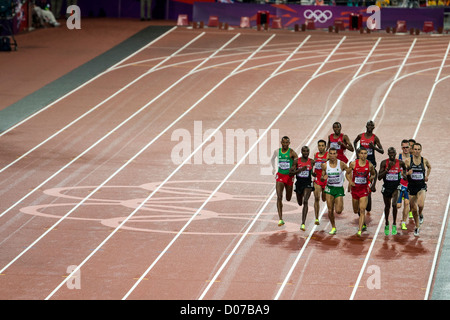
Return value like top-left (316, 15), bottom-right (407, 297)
top-left (20, 180), bottom-right (302, 235)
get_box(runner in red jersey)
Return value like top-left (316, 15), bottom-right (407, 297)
top-left (379, 147), bottom-right (407, 235)
top-left (346, 147), bottom-right (375, 237)
top-left (353, 120), bottom-right (384, 215)
top-left (313, 140), bottom-right (328, 225)
top-left (327, 122), bottom-right (354, 164)
top-left (292, 146), bottom-right (315, 231)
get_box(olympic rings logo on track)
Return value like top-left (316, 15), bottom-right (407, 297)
top-left (303, 9), bottom-right (333, 23)
top-left (19, 180), bottom-right (302, 236)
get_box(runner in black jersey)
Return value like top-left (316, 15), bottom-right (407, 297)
top-left (404, 143), bottom-right (431, 236)
top-left (378, 147), bottom-right (407, 235)
top-left (292, 146), bottom-right (315, 231)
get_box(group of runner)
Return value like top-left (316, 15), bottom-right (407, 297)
top-left (272, 121), bottom-right (431, 237)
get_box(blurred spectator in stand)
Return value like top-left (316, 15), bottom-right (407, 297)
top-left (32, 0), bottom-right (61, 27)
top-left (50, 0), bottom-right (62, 19)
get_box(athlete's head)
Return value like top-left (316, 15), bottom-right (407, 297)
top-left (328, 147), bottom-right (337, 160)
top-left (281, 136), bottom-right (290, 150)
top-left (301, 146), bottom-right (310, 158)
top-left (332, 122), bottom-right (341, 135)
top-left (358, 147), bottom-right (368, 161)
top-left (409, 139), bottom-right (416, 149)
top-left (366, 120), bottom-right (375, 132)
top-left (388, 147), bottom-right (397, 161)
top-left (317, 139), bottom-right (326, 153)
top-left (412, 143), bottom-right (422, 156)
top-left (401, 139), bottom-right (410, 153)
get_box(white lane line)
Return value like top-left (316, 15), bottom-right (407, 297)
top-left (0, 26), bottom-right (176, 137)
top-left (44, 34), bottom-right (278, 300)
top-left (417, 41), bottom-right (450, 300)
top-left (121, 34), bottom-right (315, 301)
top-left (0, 30), bottom-right (201, 174)
top-left (0, 33), bottom-right (210, 218)
top-left (0, 33), bottom-right (210, 275)
top-left (425, 193), bottom-right (450, 300)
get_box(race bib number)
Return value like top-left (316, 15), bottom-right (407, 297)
top-left (315, 162), bottom-right (323, 170)
top-left (367, 148), bottom-right (373, 155)
top-left (330, 142), bottom-right (340, 150)
top-left (411, 172), bottom-right (424, 180)
top-left (279, 161), bottom-right (290, 170)
top-left (386, 173), bottom-right (399, 181)
top-left (355, 176), bottom-right (367, 185)
top-left (327, 174), bottom-right (340, 185)
top-left (297, 170), bottom-right (309, 178)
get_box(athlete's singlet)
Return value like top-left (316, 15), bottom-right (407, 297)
top-left (278, 148), bottom-right (293, 175)
top-left (352, 160), bottom-right (370, 188)
top-left (314, 152), bottom-right (328, 186)
top-left (329, 133), bottom-right (348, 163)
top-left (326, 160), bottom-right (344, 187)
top-left (382, 159), bottom-right (401, 190)
top-left (408, 157), bottom-right (427, 193)
top-left (359, 133), bottom-right (377, 165)
top-left (296, 158), bottom-right (313, 182)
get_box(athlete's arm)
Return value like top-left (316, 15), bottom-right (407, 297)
top-left (373, 136), bottom-right (384, 154)
top-left (424, 158), bottom-right (431, 182)
top-left (271, 150), bottom-right (278, 175)
top-left (399, 160), bottom-right (408, 180)
top-left (369, 163), bottom-right (376, 183)
top-left (353, 134), bottom-right (361, 152)
top-left (343, 134), bottom-right (355, 152)
top-left (311, 159), bottom-right (316, 177)
top-left (378, 160), bottom-right (387, 180)
top-left (321, 162), bottom-right (328, 181)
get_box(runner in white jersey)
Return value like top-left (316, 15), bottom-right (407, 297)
top-left (321, 148), bottom-right (351, 235)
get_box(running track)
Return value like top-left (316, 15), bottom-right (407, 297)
top-left (0, 24), bottom-right (449, 301)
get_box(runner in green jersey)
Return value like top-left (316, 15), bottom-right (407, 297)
top-left (271, 136), bottom-right (298, 226)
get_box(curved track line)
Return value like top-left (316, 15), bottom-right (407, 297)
top-left (0, 26), bottom-right (177, 137)
top-left (124, 36), bottom-right (347, 301)
top-left (0, 38), bottom-right (443, 175)
top-left (44, 34), bottom-right (279, 300)
top-left (350, 40), bottom-right (450, 301)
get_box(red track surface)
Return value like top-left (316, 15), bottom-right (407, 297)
top-left (0, 25), bottom-right (449, 300)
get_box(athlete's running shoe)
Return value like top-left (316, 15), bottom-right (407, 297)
top-left (401, 222), bottom-right (407, 230)
top-left (414, 227), bottom-right (420, 237)
top-left (356, 230), bottom-right (362, 237)
top-left (315, 219), bottom-right (320, 225)
top-left (409, 211), bottom-right (413, 218)
top-left (362, 224), bottom-right (367, 231)
top-left (300, 224), bottom-right (306, 231)
top-left (329, 227), bottom-right (337, 235)
top-left (278, 219), bottom-right (285, 226)
top-left (392, 225), bottom-right (397, 235)
top-left (385, 224), bottom-right (390, 236)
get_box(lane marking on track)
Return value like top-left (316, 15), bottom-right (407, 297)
top-left (0, 33), bottom-right (214, 219)
top-left (44, 34), bottom-right (278, 301)
top-left (0, 30), bottom-right (203, 175)
top-left (350, 39), bottom-right (450, 301)
top-left (195, 36), bottom-right (349, 301)
top-left (0, 26), bottom-right (177, 138)
top-left (0, 33), bottom-right (210, 275)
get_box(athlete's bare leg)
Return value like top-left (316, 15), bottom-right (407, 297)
top-left (276, 181), bottom-right (285, 221)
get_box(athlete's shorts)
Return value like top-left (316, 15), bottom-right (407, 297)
top-left (368, 157), bottom-right (377, 168)
top-left (295, 180), bottom-right (313, 194)
top-left (397, 185), bottom-right (409, 203)
top-left (408, 184), bottom-right (427, 196)
top-left (324, 185), bottom-right (345, 198)
top-left (381, 185), bottom-right (398, 198)
top-left (276, 172), bottom-right (294, 186)
top-left (314, 177), bottom-right (327, 189)
top-left (351, 185), bottom-right (369, 200)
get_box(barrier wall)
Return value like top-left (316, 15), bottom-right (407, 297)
top-left (191, 3), bottom-right (444, 30)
